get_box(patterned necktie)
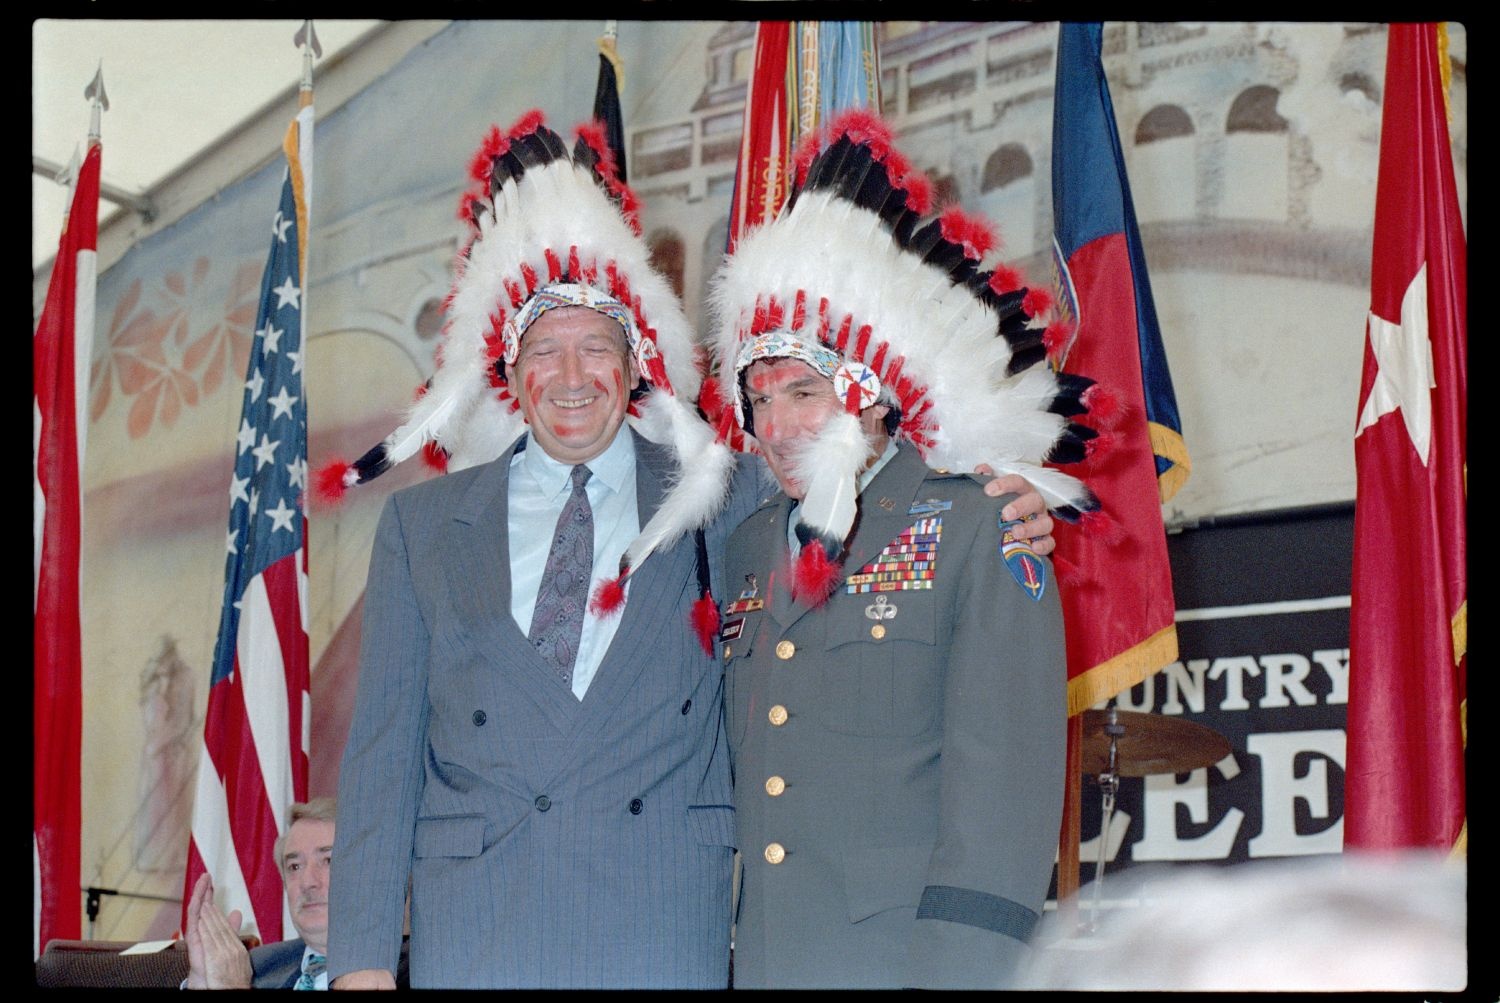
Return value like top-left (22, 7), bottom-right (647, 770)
top-left (528, 464), bottom-right (594, 685)
top-left (295, 950), bottom-right (326, 990)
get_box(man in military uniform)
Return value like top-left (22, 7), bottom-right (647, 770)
top-left (720, 356), bottom-right (1066, 989)
top-left (706, 109), bottom-right (1102, 988)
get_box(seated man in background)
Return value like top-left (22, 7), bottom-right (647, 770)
top-left (184, 797), bottom-right (335, 990)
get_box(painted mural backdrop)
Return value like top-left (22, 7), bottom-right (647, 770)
top-left (62, 21), bottom-right (1465, 941)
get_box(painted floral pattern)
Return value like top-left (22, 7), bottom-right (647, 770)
top-left (91, 256), bottom-right (263, 438)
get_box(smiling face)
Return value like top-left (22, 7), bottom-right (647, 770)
top-left (744, 357), bottom-right (889, 499)
top-left (280, 817), bottom-right (334, 954)
top-left (513, 305), bottom-right (639, 465)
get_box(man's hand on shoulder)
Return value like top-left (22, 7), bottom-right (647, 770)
top-left (331, 969), bottom-right (397, 990)
top-left (974, 468), bottom-right (1056, 557)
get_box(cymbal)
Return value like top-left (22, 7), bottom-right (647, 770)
top-left (1079, 709), bottom-right (1231, 777)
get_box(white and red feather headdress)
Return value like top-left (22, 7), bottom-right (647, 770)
top-left (707, 109), bottom-right (1111, 605)
top-left (318, 110), bottom-right (734, 645)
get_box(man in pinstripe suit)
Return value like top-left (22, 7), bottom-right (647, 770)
top-left (325, 114), bottom-right (1054, 990)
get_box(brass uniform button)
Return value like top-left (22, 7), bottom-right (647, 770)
top-left (764, 842), bottom-right (786, 865)
top-left (775, 640), bottom-right (796, 660)
top-left (765, 775), bottom-right (786, 797)
top-left (935, 468), bottom-right (950, 474)
top-left (871, 624), bottom-right (886, 640)
top-left (723, 644), bottom-right (732, 659)
top-left (768, 704), bottom-right (789, 726)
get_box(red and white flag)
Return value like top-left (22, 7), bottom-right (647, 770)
top-left (184, 102), bottom-right (314, 940)
top-left (34, 140), bottom-right (101, 956)
top-left (1346, 23), bottom-right (1466, 852)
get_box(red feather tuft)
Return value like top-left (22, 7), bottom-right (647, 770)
top-left (506, 108), bottom-right (546, 141)
top-left (456, 188), bottom-right (480, 224)
top-left (421, 440), bottom-right (449, 473)
top-left (1042, 320), bottom-right (1072, 359)
top-left (715, 404), bottom-right (739, 444)
top-left (827, 107), bottom-right (893, 151)
top-left (792, 127), bottom-right (823, 188)
top-left (314, 459), bottom-right (354, 506)
top-left (698, 375), bottom-right (729, 422)
top-left (881, 148), bottom-right (912, 187)
top-left (1083, 429), bottom-right (1113, 460)
top-left (1079, 508), bottom-right (1125, 546)
top-left (690, 593), bottom-right (720, 655)
top-left (791, 544), bottom-right (842, 607)
top-left (1082, 382), bottom-right (1125, 426)
top-left (900, 171), bottom-right (933, 216)
top-left (589, 574), bottom-right (629, 617)
top-left (988, 264), bottom-right (1025, 296)
top-left (467, 125), bottom-right (505, 183)
top-left (1022, 286), bottom-right (1054, 319)
top-left (574, 119), bottom-right (620, 180)
top-left (939, 207), bottom-right (999, 261)
top-left (616, 184), bottom-right (643, 235)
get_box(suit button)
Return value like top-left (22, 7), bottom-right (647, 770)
top-left (765, 776), bottom-right (786, 797)
top-left (775, 640), bottom-right (796, 660)
top-left (472, 710), bottom-right (487, 726)
top-left (764, 842), bottom-right (786, 865)
top-left (534, 795), bottom-right (551, 812)
top-left (870, 624), bottom-right (886, 640)
top-left (768, 705), bottom-right (788, 726)
top-left (723, 644), bottom-right (732, 659)
top-left (629, 798), bottom-right (644, 815)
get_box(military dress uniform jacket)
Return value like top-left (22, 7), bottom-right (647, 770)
top-left (722, 442), bottom-right (1066, 989)
top-left (328, 431), bottom-right (763, 989)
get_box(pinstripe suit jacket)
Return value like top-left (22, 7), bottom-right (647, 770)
top-left (328, 430), bottom-right (763, 989)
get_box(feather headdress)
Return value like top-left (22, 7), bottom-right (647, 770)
top-left (708, 109), bottom-right (1106, 605)
top-left (318, 110), bottom-right (733, 648)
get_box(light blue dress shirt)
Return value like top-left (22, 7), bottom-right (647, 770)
top-left (508, 430), bottom-right (639, 699)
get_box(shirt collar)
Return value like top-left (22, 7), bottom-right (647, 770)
top-left (519, 425), bottom-right (635, 499)
top-left (857, 437), bottom-right (900, 495)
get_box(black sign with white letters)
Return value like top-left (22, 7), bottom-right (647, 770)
top-left (1057, 504), bottom-right (1354, 895)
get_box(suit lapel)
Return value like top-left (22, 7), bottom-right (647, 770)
top-left (440, 435), bottom-right (580, 735)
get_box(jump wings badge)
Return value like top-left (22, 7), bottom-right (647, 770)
top-left (999, 516), bottom-right (1046, 602)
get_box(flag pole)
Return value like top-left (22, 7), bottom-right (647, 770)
top-left (84, 62), bottom-right (107, 146)
top-left (296, 18), bottom-right (320, 107)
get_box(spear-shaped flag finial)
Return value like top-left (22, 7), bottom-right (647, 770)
top-left (295, 20), bottom-right (321, 101)
top-left (84, 61), bottom-right (108, 141)
top-left (294, 19), bottom-right (323, 58)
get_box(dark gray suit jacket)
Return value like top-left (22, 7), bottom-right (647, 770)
top-left (329, 430), bottom-right (762, 988)
top-left (723, 443), bottom-right (1066, 988)
top-left (248, 937), bottom-right (305, 989)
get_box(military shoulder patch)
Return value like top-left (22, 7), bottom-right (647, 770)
top-left (999, 516), bottom-right (1046, 602)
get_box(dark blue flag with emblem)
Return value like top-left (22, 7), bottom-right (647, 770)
top-left (594, 22), bottom-right (628, 181)
top-left (1049, 22), bottom-right (1185, 713)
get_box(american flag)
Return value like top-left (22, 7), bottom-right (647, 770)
top-left (184, 104), bottom-right (313, 942)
